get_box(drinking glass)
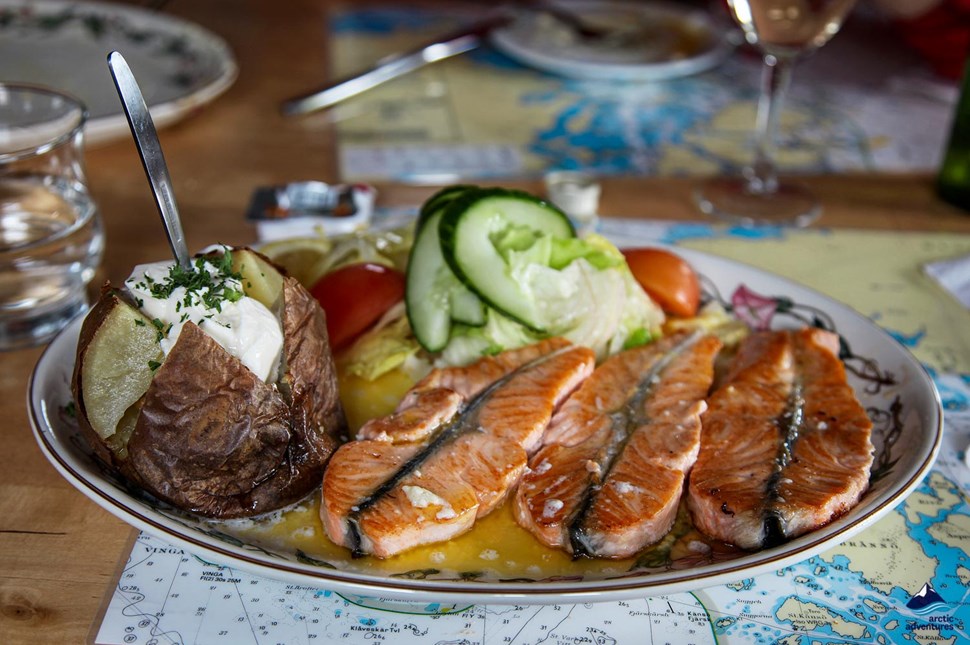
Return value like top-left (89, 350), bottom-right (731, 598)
top-left (694, 0), bottom-right (858, 226)
top-left (0, 84), bottom-right (104, 350)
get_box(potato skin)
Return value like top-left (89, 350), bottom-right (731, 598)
top-left (126, 322), bottom-right (293, 516)
top-left (281, 276), bottom-right (345, 447)
top-left (72, 255), bottom-right (347, 519)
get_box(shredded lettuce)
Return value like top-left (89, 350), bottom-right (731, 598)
top-left (438, 309), bottom-right (543, 367)
top-left (436, 233), bottom-right (663, 365)
top-left (339, 304), bottom-right (431, 381)
top-left (549, 236), bottom-right (622, 270)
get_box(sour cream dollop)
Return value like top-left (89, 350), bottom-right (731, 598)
top-left (125, 252), bottom-right (284, 382)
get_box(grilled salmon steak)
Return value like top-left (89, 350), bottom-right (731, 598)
top-left (321, 338), bottom-right (595, 557)
top-left (514, 331), bottom-right (722, 558)
top-left (687, 328), bottom-right (874, 550)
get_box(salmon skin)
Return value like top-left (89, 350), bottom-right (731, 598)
top-left (514, 332), bottom-right (722, 559)
top-left (321, 338), bottom-right (595, 558)
top-left (687, 328), bottom-right (874, 550)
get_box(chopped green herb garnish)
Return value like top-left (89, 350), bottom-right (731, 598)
top-left (134, 319), bottom-right (146, 327)
top-left (148, 360), bottom-right (161, 371)
top-left (214, 248), bottom-right (234, 275)
top-left (151, 318), bottom-right (166, 341)
top-left (144, 248), bottom-right (243, 313)
top-left (131, 247), bottom-right (247, 326)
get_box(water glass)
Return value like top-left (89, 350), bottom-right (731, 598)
top-left (0, 83), bottom-right (104, 350)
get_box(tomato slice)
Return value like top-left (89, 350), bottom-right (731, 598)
top-left (621, 248), bottom-right (701, 318)
top-left (309, 263), bottom-right (406, 350)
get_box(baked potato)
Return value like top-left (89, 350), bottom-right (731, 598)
top-left (71, 247), bottom-right (346, 518)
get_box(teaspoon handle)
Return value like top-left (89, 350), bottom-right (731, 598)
top-left (107, 50), bottom-right (192, 269)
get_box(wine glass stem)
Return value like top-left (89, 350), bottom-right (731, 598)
top-left (748, 52), bottom-right (796, 196)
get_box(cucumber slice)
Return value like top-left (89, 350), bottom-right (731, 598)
top-left (421, 186), bottom-right (486, 326)
top-left (449, 284), bottom-right (485, 326)
top-left (416, 185), bottom-right (477, 232)
top-left (406, 202), bottom-right (486, 351)
top-left (439, 188), bottom-right (575, 331)
top-left (406, 209), bottom-right (452, 351)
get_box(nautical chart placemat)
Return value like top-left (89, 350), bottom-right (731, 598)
top-left (323, 6), bottom-right (958, 183)
top-left (93, 221), bottom-right (970, 645)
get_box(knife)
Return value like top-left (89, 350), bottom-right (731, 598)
top-left (280, 12), bottom-right (512, 116)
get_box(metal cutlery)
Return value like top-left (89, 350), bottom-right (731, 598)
top-left (280, 13), bottom-right (511, 116)
top-left (107, 50), bottom-right (191, 269)
top-left (280, 2), bottom-right (627, 116)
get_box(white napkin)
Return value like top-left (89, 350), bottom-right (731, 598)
top-left (924, 253), bottom-right (970, 309)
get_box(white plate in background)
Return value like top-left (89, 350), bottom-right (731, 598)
top-left (0, 0), bottom-right (237, 145)
top-left (491, 0), bottom-right (735, 80)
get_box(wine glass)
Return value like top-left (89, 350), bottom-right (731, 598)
top-left (694, 0), bottom-right (858, 226)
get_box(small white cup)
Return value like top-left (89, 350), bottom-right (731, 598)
top-left (544, 170), bottom-right (601, 235)
top-left (0, 83), bottom-right (104, 350)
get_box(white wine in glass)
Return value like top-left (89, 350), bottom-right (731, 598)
top-left (694, 0), bottom-right (858, 226)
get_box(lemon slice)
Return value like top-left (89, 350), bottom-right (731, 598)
top-left (259, 237), bottom-right (333, 287)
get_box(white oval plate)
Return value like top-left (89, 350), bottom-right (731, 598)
top-left (28, 246), bottom-right (941, 604)
top-left (0, 0), bottom-right (238, 146)
top-left (490, 0), bottom-right (735, 81)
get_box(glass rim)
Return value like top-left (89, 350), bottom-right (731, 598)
top-left (0, 82), bottom-right (89, 161)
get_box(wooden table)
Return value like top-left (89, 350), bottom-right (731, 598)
top-left (2, 1), bottom-right (970, 641)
